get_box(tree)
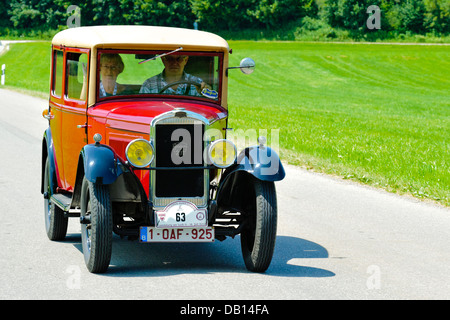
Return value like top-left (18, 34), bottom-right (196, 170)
top-left (323, 0), bottom-right (375, 31)
top-left (248, 0), bottom-right (318, 29)
top-left (191, 0), bottom-right (318, 31)
top-left (0, 2), bottom-right (11, 28)
top-left (191, 0), bottom-right (259, 31)
top-left (1, 0), bottom-right (448, 38)
top-left (423, 0), bottom-right (450, 33)
top-left (8, 0), bottom-right (45, 29)
top-left (399, 0), bottom-right (426, 33)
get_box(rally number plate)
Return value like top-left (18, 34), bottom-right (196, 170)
top-left (155, 200), bottom-right (207, 228)
top-left (140, 227), bottom-right (214, 243)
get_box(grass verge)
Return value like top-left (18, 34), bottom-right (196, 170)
top-left (227, 41), bottom-right (449, 206)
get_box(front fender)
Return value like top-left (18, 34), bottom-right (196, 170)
top-left (81, 143), bottom-right (124, 185)
top-left (214, 145), bottom-right (285, 213)
top-left (232, 145), bottom-right (285, 182)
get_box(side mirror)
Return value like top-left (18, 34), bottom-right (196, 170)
top-left (239, 57), bottom-right (255, 75)
top-left (226, 57), bottom-right (255, 76)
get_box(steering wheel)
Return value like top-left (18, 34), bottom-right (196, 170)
top-left (159, 80), bottom-right (201, 94)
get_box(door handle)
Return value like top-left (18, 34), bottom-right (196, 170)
top-left (42, 109), bottom-right (54, 120)
top-left (77, 123), bottom-right (91, 129)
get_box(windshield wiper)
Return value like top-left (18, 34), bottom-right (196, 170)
top-left (138, 47), bottom-right (183, 64)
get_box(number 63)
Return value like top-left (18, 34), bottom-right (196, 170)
top-left (176, 212), bottom-right (186, 222)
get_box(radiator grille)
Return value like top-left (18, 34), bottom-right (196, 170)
top-left (155, 123), bottom-right (205, 198)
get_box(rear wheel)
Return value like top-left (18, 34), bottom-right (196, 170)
top-left (240, 179), bottom-right (277, 272)
top-left (80, 178), bottom-right (113, 273)
top-left (44, 158), bottom-right (68, 241)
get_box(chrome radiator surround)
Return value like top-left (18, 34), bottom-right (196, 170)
top-left (149, 109), bottom-right (210, 209)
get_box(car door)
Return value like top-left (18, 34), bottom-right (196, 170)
top-left (60, 48), bottom-right (90, 190)
top-left (48, 48), bottom-right (65, 189)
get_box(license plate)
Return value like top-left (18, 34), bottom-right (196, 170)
top-left (155, 200), bottom-right (207, 228)
top-left (140, 227), bottom-right (214, 243)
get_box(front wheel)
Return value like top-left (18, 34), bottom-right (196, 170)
top-left (80, 178), bottom-right (113, 273)
top-left (240, 179), bottom-right (277, 273)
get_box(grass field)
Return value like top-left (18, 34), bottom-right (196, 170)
top-left (0, 42), bottom-right (51, 97)
top-left (1, 40), bottom-right (449, 206)
top-left (227, 41), bottom-right (449, 206)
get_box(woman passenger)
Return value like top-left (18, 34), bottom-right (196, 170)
top-left (80, 53), bottom-right (128, 99)
top-left (98, 53), bottom-right (127, 97)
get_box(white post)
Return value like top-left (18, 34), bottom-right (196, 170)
top-left (1, 64), bottom-right (5, 85)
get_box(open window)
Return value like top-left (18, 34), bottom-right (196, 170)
top-left (65, 51), bottom-right (89, 101)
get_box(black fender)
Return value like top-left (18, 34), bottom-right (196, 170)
top-left (69, 142), bottom-right (124, 209)
top-left (71, 143), bottom-right (148, 212)
top-left (215, 145), bottom-right (285, 213)
top-left (41, 127), bottom-right (57, 194)
top-left (234, 145), bottom-right (285, 182)
top-left (80, 143), bottom-right (124, 185)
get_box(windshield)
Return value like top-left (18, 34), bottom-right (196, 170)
top-left (96, 50), bottom-right (222, 102)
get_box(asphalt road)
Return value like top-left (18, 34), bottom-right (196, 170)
top-left (1, 88), bottom-right (449, 300)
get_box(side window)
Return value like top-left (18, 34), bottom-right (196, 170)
top-left (52, 50), bottom-right (63, 97)
top-left (66, 52), bottom-right (88, 100)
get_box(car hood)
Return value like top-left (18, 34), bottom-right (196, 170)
top-left (93, 100), bottom-right (227, 133)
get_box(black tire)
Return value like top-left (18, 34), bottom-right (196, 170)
top-left (240, 179), bottom-right (277, 273)
top-left (80, 177), bottom-right (113, 273)
top-left (44, 158), bottom-right (68, 241)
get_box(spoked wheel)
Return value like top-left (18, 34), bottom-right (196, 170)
top-left (80, 178), bottom-right (113, 273)
top-left (240, 178), bottom-right (277, 273)
top-left (43, 158), bottom-right (68, 240)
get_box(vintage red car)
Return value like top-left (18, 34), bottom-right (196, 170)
top-left (41, 25), bottom-right (285, 273)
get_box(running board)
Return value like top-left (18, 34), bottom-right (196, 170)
top-left (50, 193), bottom-right (71, 212)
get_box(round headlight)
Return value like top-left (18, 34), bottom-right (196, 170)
top-left (125, 139), bottom-right (154, 168)
top-left (207, 139), bottom-right (237, 168)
